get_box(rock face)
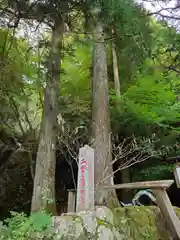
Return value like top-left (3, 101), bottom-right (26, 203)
top-left (52, 206), bottom-right (180, 240)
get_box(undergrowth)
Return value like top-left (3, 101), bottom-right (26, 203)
top-left (0, 211), bottom-right (53, 239)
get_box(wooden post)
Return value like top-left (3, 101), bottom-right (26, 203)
top-left (153, 188), bottom-right (180, 240)
top-left (173, 165), bottom-right (180, 188)
top-left (76, 145), bottom-right (94, 212)
top-left (67, 191), bottom-right (76, 212)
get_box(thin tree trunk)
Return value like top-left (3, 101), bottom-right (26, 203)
top-left (92, 20), bottom-right (119, 207)
top-left (112, 35), bottom-right (131, 202)
top-left (31, 20), bottom-right (64, 214)
top-left (112, 41), bottom-right (121, 97)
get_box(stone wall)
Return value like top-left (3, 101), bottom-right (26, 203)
top-left (51, 206), bottom-right (180, 240)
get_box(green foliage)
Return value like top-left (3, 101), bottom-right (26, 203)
top-left (132, 164), bottom-right (174, 182)
top-left (150, 19), bottom-right (180, 74)
top-left (103, 0), bottom-right (152, 89)
top-left (110, 51), bottom-right (180, 140)
top-left (0, 211), bottom-right (52, 240)
top-left (60, 36), bottom-right (92, 126)
top-left (124, 76), bottom-right (178, 124)
top-left (0, 29), bottom-right (42, 135)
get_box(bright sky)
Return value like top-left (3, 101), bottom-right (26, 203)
top-left (137, 0), bottom-right (176, 11)
top-left (137, 0), bottom-right (178, 20)
top-left (138, 0), bottom-right (179, 29)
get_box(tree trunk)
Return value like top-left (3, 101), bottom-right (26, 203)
top-left (31, 20), bottom-right (64, 214)
top-left (92, 20), bottom-right (119, 207)
top-left (112, 41), bottom-right (121, 97)
top-left (112, 35), bottom-right (131, 202)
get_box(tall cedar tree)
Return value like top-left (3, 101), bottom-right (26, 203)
top-left (91, 5), bottom-right (119, 206)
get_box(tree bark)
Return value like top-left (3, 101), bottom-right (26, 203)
top-left (31, 20), bottom-right (64, 214)
top-left (92, 20), bottom-right (119, 207)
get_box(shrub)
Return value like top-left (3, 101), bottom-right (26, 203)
top-left (0, 211), bottom-right (53, 240)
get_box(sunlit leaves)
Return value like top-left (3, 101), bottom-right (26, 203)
top-left (60, 37), bottom-right (92, 125)
top-left (0, 29), bottom-right (42, 134)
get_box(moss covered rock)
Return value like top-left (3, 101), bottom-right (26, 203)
top-left (113, 206), bottom-right (176, 240)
